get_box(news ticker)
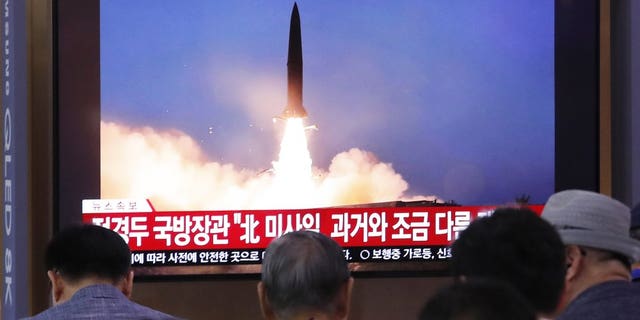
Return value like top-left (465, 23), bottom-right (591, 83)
top-left (83, 199), bottom-right (543, 267)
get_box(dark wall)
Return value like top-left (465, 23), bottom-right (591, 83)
top-left (554, 0), bottom-right (600, 192)
top-left (611, 0), bottom-right (640, 207)
top-left (133, 277), bottom-right (452, 320)
top-left (633, 1), bottom-right (640, 207)
top-left (53, 0), bottom-right (101, 229)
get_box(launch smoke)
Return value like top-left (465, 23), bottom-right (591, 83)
top-left (101, 121), bottom-right (438, 210)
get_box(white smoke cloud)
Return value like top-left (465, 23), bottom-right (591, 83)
top-left (315, 148), bottom-right (408, 205)
top-left (101, 121), bottom-right (439, 210)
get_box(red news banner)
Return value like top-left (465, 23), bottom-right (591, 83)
top-left (82, 199), bottom-right (543, 267)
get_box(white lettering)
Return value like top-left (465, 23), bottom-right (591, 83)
top-left (4, 275), bottom-right (11, 305)
top-left (3, 155), bottom-right (9, 177)
top-left (3, 179), bottom-right (9, 201)
top-left (4, 204), bottom-right (10, 236)
top-left (4, 248), bottom-right (10, 273)
top-left (4, 248), bottom-right (12, 304)
top-left (2, 0), bottom-right (12, 311)
top-left (4, 108), bottom-right (10, 151)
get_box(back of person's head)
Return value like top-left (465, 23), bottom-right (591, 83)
top-left (418, 279), bottom-right (536, 320)
top-left (46, 223), bottom-right (131, 284)
top-left (451, 207), bottom-right (565, 315)
top-left (258, 230), bottom-right (352, 320)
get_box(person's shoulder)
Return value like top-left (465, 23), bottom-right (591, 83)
top-left (129, 302), bottom-right (183, 320)
top-left (20, 307), bottom-right (61, 320)
top-left (575, 280), bottom-right (640, 304)
top-left (592, 280), bottom-right (640, 295)
top-left (23, 288), bottom-right (182, 320)
top-left (24, 307), bottom-right (182, 320)
top-left (558, 281), bottom-right (640, 320)
top-left (82, 284), bottom-right (181, 319)
top-left (20, 296), bottom-right (83, 320)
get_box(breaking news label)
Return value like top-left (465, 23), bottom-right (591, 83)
top-left (82, 199), bottom-right (543, 267)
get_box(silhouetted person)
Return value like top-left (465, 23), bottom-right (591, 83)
top-left (541, 190), bottom-right (640, 319)
top-left (26, 224), bottom-right (180, 320)
top-left (257, 230), bottom-right (353, 320)
top-left (418, 279), bottom-right (536, 320)
top-left (451, 207), bottom-right (566, 318)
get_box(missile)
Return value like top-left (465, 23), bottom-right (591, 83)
top-left (278, 2), bottom-right (308, 119)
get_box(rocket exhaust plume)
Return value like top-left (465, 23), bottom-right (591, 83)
top-left (278, 2), bottom-right (308, 119)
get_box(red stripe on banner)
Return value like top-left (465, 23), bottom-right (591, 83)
top-left (83, 202), bottom-right (543, 252)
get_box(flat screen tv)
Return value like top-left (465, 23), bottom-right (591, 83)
top-left (54, 0), bottom-right (600, 278)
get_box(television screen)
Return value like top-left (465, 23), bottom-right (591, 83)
top-left (75, 0), bottom-right (561, 277)
top-left (99, 1), bottom-right (554, 208)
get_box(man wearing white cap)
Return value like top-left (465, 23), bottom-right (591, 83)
top-left (541, 190), bottom-right (640, 320)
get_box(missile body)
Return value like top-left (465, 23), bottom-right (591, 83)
top-left (280, 3), bottom-right (308, 119)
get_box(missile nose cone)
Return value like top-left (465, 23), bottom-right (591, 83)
top-left (279, 2), bottom-right (307, 119)
top-left (291, 3), bottom-right (300, 26)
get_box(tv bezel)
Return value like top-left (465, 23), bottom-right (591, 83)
top-left (52, 0), bottom-right (601, 279)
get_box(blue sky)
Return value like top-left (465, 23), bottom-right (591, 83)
top-left (101, 0), bottom-right (554, 205)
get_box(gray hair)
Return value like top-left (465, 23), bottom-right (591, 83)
top-left (261, 230), bottom-right (350, 319)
